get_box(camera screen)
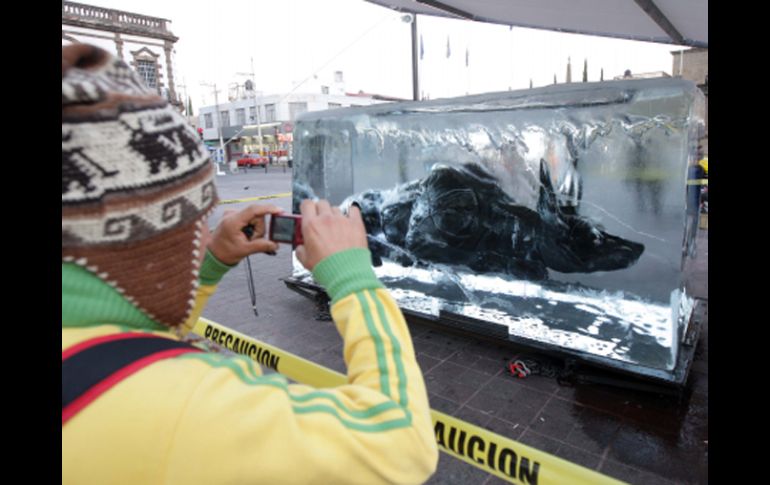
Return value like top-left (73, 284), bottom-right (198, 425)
top-left (272, 217), bottom-right (296, 241)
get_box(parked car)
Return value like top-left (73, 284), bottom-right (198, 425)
top-left (237, 153), bottom-right (268, 168)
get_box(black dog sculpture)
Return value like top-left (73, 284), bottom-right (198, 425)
top-left (347, 160), bottom-right (644, 280)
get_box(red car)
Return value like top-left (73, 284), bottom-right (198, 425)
top-left (237, 153), bottom-right (268, 168)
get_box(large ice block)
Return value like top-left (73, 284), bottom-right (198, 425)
top-left (291, 78), bottom-right (706, 385)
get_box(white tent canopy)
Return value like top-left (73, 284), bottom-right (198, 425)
top-left (364, 0), bottom-right (707, 47)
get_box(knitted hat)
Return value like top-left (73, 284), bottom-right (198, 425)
top-left (62, 44), bottom-right (219, 327)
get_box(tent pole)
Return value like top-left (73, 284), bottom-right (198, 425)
top-left (411, 15), bottom-right (419, 101)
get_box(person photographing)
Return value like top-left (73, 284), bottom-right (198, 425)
top-left (62, 44), bottom-right (438, 484)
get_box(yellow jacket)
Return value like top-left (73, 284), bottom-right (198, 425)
top-left (62, 248), bottom-right (439, 484)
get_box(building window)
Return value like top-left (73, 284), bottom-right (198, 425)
top-left (289, 102), bottom-right (308, 121)
top-left (204, 113), bottom-right (213, 129)
top-left (265, 104), bottom-right (276, 122)
top-left (236, 108), bottom-right (246, 126)
top-left (328, 103), bottom-right (342, 109)
top-left (321, 86), bottom-right (329, 95)
top-left (136, 59), bottom-right (158, 89)
top-left (220, 111), bottom-right (230, 127)
top-left (249, 106), bottom-right (257, 123)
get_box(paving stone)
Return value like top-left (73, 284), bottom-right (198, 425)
top-left (425, 361), bottom-right (496, 405)
top-left (465, 376), bottom-right (551, 427)
top-left (606, 421), bottom-right (707, 484)
top-left (600, 459), bottom-right (681, 485)
top-left (424, 452), bottom-right (490, 485)
top-left (554, 443), bottom-right (602, 471)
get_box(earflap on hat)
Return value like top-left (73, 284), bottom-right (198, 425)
top-left (62, 44), bottom-right (219, 327)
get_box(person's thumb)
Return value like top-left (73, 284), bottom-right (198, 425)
top-left (248, 239), bottom-right (279, 254)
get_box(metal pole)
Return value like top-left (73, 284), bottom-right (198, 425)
top-left (201, 81), bottom-right (227, 175)
top-left (411, 15), bottom-right (419, 101)
top-left (213, 85), bottom-right (226, 169)
top-left (250, 57), bottom-right (264, 157)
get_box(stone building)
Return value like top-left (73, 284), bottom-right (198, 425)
top-left (62, 1), bottom-right (182, 109)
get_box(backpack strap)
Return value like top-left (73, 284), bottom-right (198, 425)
top-left (62, 333), bottom-right (202, 425)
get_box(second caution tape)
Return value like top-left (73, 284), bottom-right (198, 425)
top-left (218, 192), bottom-right (292, 205)
top-left (191, 318), bottom-right (625, 485)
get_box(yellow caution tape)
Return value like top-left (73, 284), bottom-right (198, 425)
top-left (218, 192), bottom-right (292, 205)
top-left (686, 179), bottom-right (708, 186)
top-left (191, 318), bottom-right (626, 485)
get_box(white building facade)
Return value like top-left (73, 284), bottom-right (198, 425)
top-left (198, 92), bottom-right (382, 142)
top-left (198, 75), bottom-right (402, 161)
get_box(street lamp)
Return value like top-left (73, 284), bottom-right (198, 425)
top-left (200, 82), bottom-right (227, 176)
top-left (237, 57), bottom-right (264, 158)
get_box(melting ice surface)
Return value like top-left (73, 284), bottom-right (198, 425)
top-left (292, 79), bottom-right (705, 376)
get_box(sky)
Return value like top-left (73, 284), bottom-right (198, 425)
top-left (77, 0), bottom-right (690, 109)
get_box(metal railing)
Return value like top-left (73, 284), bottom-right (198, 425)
top-left (62, 1), bottom-right (175, 39)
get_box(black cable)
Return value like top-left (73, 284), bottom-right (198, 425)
top-left (244, 254), bottom-right (258, 317)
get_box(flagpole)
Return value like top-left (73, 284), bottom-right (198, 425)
top-left (411, 14), bottom-right (419, 101)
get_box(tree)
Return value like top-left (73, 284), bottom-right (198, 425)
top-left (187, 96), bottom-right (194, 117)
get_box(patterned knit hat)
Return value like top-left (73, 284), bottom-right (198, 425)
top-left (62, 44), bottom-right (218, 327)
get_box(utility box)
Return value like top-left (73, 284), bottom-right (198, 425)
top-left (289, 78), bottom-right (706, 388)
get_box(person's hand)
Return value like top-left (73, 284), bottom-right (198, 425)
top-left (295, 199), bottom-right (368, 271)
top-left (208, 204), bottom-right (284, 265)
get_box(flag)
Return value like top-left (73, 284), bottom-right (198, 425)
top-left (446, 36), bottom-right (451, 58)
top-left (420, 34), bottom-right (424, 60)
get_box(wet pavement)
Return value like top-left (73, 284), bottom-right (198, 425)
top-left (202, 167), bottom-right (708, 485)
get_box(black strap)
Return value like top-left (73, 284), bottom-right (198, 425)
top-left (62, 334), bottom-right (200, 422)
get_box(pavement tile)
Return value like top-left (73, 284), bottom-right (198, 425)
top-left (619, 391), bottom-right (691, 434)
top-left (453, 405), bottom-right (494, 429)
top-left (527, 397), bottom-right (578, 442)
top-left (448, 349), bottom-right (507, 377)
top-left (465, 376), bottom-right (551, 427)
top-left (415, 353), bottom-right (443, 375)
top-left (606, 421), bottom-right (707, 484)
top-left (413, 339), bottom-right (462, 360)
top-left (569, 384), bottom-right (633, 417)
top-left (600, 459), bottom-right (680, 485)
top-left (508, 372), bottom-right (561, 395)
top-left (554, 443), bottom-right (602, 471)
top-left (414, 328), bottom-right (470, 352)
top-left (516, 429), bottom-right (561, 455)
top-left (424, 452), bottom-right (490, 485)
top-left (425, 361), bottom-right (496, 404)
top-left (482, 417), bottom-right (525, 442)
top-left (562, 406), bottom-right (620, 456)
top-left (429, 393), bottom-right (462, 415)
